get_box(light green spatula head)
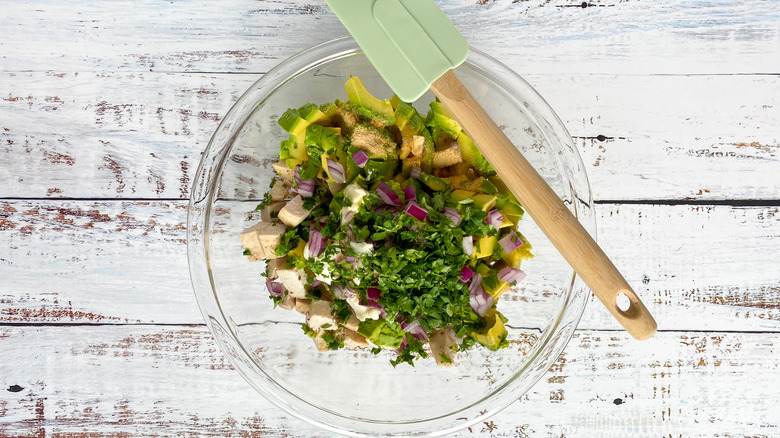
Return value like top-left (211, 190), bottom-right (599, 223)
top-left (326, 0), bottom-right (469, 102)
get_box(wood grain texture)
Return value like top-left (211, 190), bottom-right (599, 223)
top-left (2, 200), bottom-right (778, 331)
top-left (2, 0), bottom-right (779, 436)
top-left (1, 326), bottom-right (777, 437)
top-left (1, 72), bottom-right (776, 200)
top-left (1, 0), bottom-right (778, 75)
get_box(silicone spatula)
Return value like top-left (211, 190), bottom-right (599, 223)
top-left (326, 0), bottom-right (657, 340)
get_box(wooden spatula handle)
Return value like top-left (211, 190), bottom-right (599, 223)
top-left (431, 70), bottom-right (657, 340)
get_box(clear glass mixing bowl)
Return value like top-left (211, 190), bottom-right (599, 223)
top-left (187, 36), bottom-right (595, 437)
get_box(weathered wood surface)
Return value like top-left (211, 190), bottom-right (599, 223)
top-left (1, 72), bottom-right (777, 200)
top-left (2, 0), bottom-right (779, 75)
top-left (1, 326), bottom-right (777, 437)
top-left (2, 200), bottom-right (778, 331)
top-left (2, 0), bottom-right (779, 436)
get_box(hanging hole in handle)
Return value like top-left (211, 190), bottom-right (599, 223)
top-left (615, 290), bottom-right (639, 318)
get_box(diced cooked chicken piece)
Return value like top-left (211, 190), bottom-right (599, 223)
top-left (294, 298), bottom-right (312, 315)
top-left (260, 201), bottom-right (285, 222)
top-left (306, 300), bottom-right (338, 331)
top-left (272, 161), bottom-right (295, 184)
top-left (240, 221), bottom-right (287, 261)
top-left (432, 142), bottom-right (462, 168)
top-left (312, 335), bottom-right (330, 352)
top-left (276, 267), bottom-right (308, 298)
top-left (265, 257), bottom-right (288, 280)
top-left (278, 195), bottom-right (311, 228)
top-left (429, 329), bottom-right (459, 368)
top-left (341, 313), bottom-right (361, 332)
top-left (269, 178), bottom-right (291, 201)
top-left (278, 294), bottom-right (296, 311)
top-left (340, 328), bottom-right (370, 347)
top-left (410, 135), bottom-right (425, 157)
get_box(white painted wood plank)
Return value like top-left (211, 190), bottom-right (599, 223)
top-left (2, 200), bottom-right (778, 331)
top-left (0, 200), bottom-right (203, 324)
top-left (1, 72), bottom-right (777, 200)
top-left (0, 72), bottom-right (245, 199)
top-left (1, 0), bottom-right (778, 75)
top-left (0, 325), bottom-right (777, 437)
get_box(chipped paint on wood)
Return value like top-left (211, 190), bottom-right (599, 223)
top-left (0, 327), bottom-right (777, 437)
top-left (1, 73), bottom-right (778, 200)
top-left (1, 1), bottom-right (779, 74)
top-left (2, 200), bottom-right (778, 331)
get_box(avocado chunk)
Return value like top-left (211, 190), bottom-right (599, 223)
top-left (299, 103), bottom-right (329, 124)
top-left (477, 263), bottom-right (510, 299)
top-left (279, 134), bottom-right (308, 163)
top-left (450, 189), bottom-right (475, 202)
top-left (457, 132), bottom-right (496, 176)
top-left (418, 172), bottom-right (450, 192)
top-left (500, 201), bottom-right (525, 225)
top-left (428, 101), bottom-right (462, 139)
top-left (345, 76), bottom-right (396, 126)
top-left (471, 194), bottom-right (497, 211)
top-left (473, 234), bottom-right (497, 259)
top-left (277, 108), bottom-right (310, 137)
top-left (394, 102), bottom-right (426, 158)
top-left (471, 309), bottom-right (508, 351)
top-left (500, 232), bottom-right (534, 269)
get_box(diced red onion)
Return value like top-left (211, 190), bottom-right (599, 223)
top-left (460, 266), bottom-right (474, 283)
top-left (499, 231), bottom-right (523, 254)
top-left (366, 287), bottom-right (382, 309)
top-left (468, 273), bottom-right (483, 295)
top-left (402, 185), bottom-right (416, 201)
top-left (326, 158), bottom-right (346, 184)
top-left (409, 166), bottom-right (421, 179)
top-left (486, 209), bottom-right (504, 231)
top-left (312, 279), bottom-right (322, 288)
top-left (398, 334), bottom-right (408, 351)
top-left (351, 150), bottom-right (369, 168)
top-left (307, 229), bottom-right (323, 258)
top-left (293, 165), bottom-right (315, 197)
top-left (341, 209), bottom-right (355, 224)
top-left (499, 266), bottom-right (527, 284)
top-left (345, 255), bottom-right (357, 264)
top-left (442, 206), bottom-right (461, 225)
top-left (468, 274), bottom-right (494, 317)
top-left (266, 281), bottom-right (284, 297)
top-left (462, 235), bottom-right (474, 256)
top-left (332, 284), bottom-right (355, 300)
top-left (377, 182), bottom-right (403, 206)
top-left (469, 286), bottom-right (494, 317)
top-left (404, 201), bottom-right (428, 222)
top-left (401, 321), bottom-right (429, 342)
